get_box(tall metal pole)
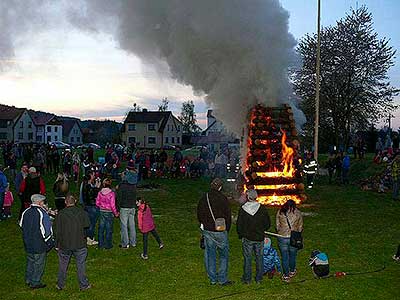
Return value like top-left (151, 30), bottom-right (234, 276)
top-left (314, 0), bottom-right (321, 161)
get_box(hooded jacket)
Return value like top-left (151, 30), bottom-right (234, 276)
top-left (237, 201), bottom-right (270, 241)
top-left (263, 238), bottom-right (282, 273)
top-left (197, 189), bottom-right (231, 232)
top-left (137, 203), bottom-right (155, 233)
top-left (96, 188), bottom-right (118, 216)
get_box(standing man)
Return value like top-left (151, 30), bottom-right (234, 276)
top-left (82, 171), bottom-right (101, 246)
top-left (55, 194), bottom-right (91, 291)
top-left (303, 153), bottom-right (318, 189)
top-left (236, 189), bottom-right (270, 284)
top-left (0, 165), bottom-right (8, 220)
top-left (19, 167), bottom-right (46, 219)
top-left (19, 194), bottom-right (54, 289)
top-left (197, 178), bottom-right (233, 286)
top-left (116, 165), bottom-right (137, 249)
top-left (342, 152), bottom-right (351, 185)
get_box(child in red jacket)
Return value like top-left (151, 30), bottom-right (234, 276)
top-left (137, 197), bottom-right (163, 260)
top-left (4, 183), bottom-right (14, 218)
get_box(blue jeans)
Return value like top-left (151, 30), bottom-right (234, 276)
top-left (203, 230), bottom-right (229, 284)
top-left (57, 248), bottom-right (90, 289)
top-left (278, 237), bottom-right (298, 276)
top-left (120, 208), bottom-right (136, 247)
top-left (85, 206), bottom-right (99, 240)
top-left (98, 211), bottom-right (114, 249)
top-left (25, 252), bottom-right (47, 287)
top-left (241, 238), bottom-right (263, 283)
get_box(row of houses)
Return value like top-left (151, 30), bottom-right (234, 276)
top-left (0, 104), bottom-right (83, 145)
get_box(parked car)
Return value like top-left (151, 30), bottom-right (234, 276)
top-left (77, 143), bottom-right (101, 150)
top-left (50, 141), bottom-right (72, 149)
top-left (162, 145), bottom-right (177, 150)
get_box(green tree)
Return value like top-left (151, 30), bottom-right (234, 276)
top-left (158, 97), bottom-right (169, 111)
top-left (178, 100), bottom-right (200, 134)
top-left (293, 7), bottom-right (398, 149)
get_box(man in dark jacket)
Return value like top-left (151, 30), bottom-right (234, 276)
top-left (197, 178), bottom-right (233, 286)
top-left (116, 168), bottom-right (137, 249)
top-left (237, 189), bottom-right (270, 284)
top-left (19, 194), bottom-right (54, 289)
top-left (55, 194), bottom-right (91, 291)
top-left (19, 167), bottom-right (46, 219)
top-left (82, 171), bottom-right (100, 246)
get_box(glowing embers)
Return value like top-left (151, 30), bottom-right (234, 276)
top-left (244, 104), bottom-right (305, 206)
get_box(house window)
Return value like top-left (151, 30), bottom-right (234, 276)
top-left (47, 126), bottom-right (51, 132)
top-left (0, 120), bottom-right (7, 128)
top-left (148, 137), bottom-right (156, 144)
top-left (18, 132), bottom-right (23, 139)
top-left (28, 121), bottom-right (32, 129)
top-left (55, 126), bottom-right (58, 132)
top-left (165, 137), bottom-right (169, 144)
top-left (177, 137), bottom-right (180, 144)
top-left (77, 137), bottom-right (81, 143)
top-left (71, 137), bottom-right (75, 143)
top-left (36, 136), bottom-right (42, 142)
top-left (171, 137), bottom-right (175, 144)
top-left (54, 136), bottom-right (58, 141)
top-left (148, 124), bottom-right (156, 131)
top-left (0, 132), bottom-right (7, 139)
top-left (128, 124), bottom-right (136, 131)
top-left (128, 136), bottom-right (136, 144)
top-left (20, 121), bottom-right (24, 128)
top-left (28, 132), bottom-right (33, 140)
top-left (37, 126), bottom-right (43, 132)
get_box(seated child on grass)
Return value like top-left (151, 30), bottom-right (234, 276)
top-left (263, 237), bottom-right (282, 278)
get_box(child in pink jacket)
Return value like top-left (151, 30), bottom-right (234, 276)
top-left (137, 197), bottom-right (163, 259)
top-left (3, 183), bottom-right (14, 218)
top-left (96, 178), bottom-right (119, 249)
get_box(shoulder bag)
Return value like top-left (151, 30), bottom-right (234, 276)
top-left (206, 193), bottom-right (226, 231)
top-left (286, 213), bottom-right (303, 250)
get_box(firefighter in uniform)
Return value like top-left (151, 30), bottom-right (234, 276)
top-left (303, 153), bottom-right (318, 189)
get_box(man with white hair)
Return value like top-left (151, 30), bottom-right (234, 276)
top-left (236, 189), bottom-right (270, 284)
top-left (19, 194), bottom-right (54, 289)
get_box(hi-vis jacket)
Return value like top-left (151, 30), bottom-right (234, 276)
top-left (303, 159), bottom-right (318, 174)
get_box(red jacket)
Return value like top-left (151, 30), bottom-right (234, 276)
top-left (138, 203), bottom-right (155, 233)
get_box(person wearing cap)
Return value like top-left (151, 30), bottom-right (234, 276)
top-left (116, 163), bottom-right (138, 249)
top-left (0, 165), bottom-right (8, 220)
top-left (19, 194), bottom-right (54, 289)
top-left (54, 194), bottom-right (91, 291)
top-left (236, 189), bottom-right (271, 284)
top-left (197, 178), bottom-right (233, 286)
top-left (19, 167), bottom-right (46, 216)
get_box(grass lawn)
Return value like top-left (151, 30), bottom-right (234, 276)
top-left (0, 157), bottom-right (399, 299)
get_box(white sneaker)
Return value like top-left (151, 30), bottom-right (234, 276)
top-left (91, 239), bottom-right (99, 245)
top-left (87, 238), bottom-right (98, 246)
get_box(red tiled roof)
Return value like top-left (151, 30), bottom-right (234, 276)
top-left (0, 104), bottom-right (24, 120)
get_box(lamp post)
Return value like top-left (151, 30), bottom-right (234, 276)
top-left (314, 0), bottom-right (321, 161)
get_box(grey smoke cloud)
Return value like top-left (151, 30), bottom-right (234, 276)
top-left (71, 0), bottom-right (301, 135)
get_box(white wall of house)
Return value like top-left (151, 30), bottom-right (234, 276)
top-left (13, 111), bottom-right (36, 143)
top-left (206, 115), bottom-right (226, 135)
top-left (45, 125), bottom-right (63, 143)
top-left (163, 115), bottom-right (182, 146)
top-left (66, 123), bottom-right (83, 145)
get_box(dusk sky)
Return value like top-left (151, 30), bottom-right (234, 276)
top-left (0, 0), bottom-right (399, 129)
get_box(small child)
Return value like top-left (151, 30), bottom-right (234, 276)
top-left (309, 250), bottom-right (330, 278)
top-left (3, 183), bottom-right (14, 218)
top-left (263, 237), bottom-right (282, 278)
top-left (137, 197), bottom-right (164, 260)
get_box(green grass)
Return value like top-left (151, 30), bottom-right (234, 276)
top-left (0, 156), bottom-right (399, 299)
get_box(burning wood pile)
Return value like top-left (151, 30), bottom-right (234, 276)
top-left (243, 104), bottom-right (306, 206)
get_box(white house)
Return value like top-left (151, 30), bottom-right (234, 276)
top-left (30, 111), bottom-right (63, 144)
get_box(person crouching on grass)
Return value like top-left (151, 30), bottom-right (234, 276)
top-left (236, 189), bottom-right (271, 284)
top-left (96, 178), bottom-right (119, 249)
top-left (137, 197), bottom-right (164, 260)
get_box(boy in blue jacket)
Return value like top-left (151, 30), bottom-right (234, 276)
top-left (263, 237), bottom-right (282, 278)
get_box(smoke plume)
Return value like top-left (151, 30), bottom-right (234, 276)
top-left (71, 0), bottom-right (300, 135)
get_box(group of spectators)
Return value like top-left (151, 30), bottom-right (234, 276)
top-left (197, 178), bottom-right (304, 284)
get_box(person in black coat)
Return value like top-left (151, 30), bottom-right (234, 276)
top-left (237, 189), bottom-right (270, 284)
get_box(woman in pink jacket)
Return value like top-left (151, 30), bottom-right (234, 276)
top-left (137, 197), bottom-right (163, 259)
top-left (96, 178), bottom-right (119, 249)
